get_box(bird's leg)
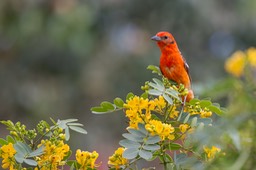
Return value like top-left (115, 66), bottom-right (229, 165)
top-left (177, 94), bottom-right (187, 121)
top-left (181, 94), bottom-right (187, 113)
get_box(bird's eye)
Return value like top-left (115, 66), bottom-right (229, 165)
top-left (163, 36), bottom-right (168, 40)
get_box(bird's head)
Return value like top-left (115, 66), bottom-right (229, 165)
top-left (151, 32), bottom-right (179, 52)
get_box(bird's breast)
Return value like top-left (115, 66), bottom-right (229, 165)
top-left (159, 53), bottom-right (188, 86)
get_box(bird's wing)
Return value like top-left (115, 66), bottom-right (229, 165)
top-left (182, 56), bottom-right (192, 83)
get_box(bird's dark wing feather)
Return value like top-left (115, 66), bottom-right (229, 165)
top-left (182, 56), bottom-right (192, 83)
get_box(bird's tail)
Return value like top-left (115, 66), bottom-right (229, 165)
top-left (186, 89), bottom-right (194, 102)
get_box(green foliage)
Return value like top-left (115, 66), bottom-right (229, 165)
top-left (120, 123), bottom-right (161, 160)
top-left (0, 119), bottom-right (88, 169)
top-left (91, 98), bottom-right (125, 114)
top-left (14, 142), bottom-right (43, 166)
top-left (92, 65), bottom-right (224, 169)
top-left (1, 59), bottom-right (254, 169)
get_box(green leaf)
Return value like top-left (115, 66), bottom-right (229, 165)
top-left (189, 98), bottom-right (200, 105)
top-left (122, 133), bottom-right (143, 142)
top-left (152, 78), bottom-right (164, 87)
top-left (123, 148), bottom-right (139, 159)
top-left (65, 127), bottom-right (70, 141)
top-left (126, 92), bottom-right (135, 100)
top-left (66, 123), bottom-right (84, 126)
top-left (69, 126), bottom-right (87, 134)
top-left (49, 118), bottom-right (56, 124)
top-left (147, 65), bottom-right (162, 75)
top-left (174, 152), bottom-right (187, 165)
top-left (148, 89), bottom-right (162, 96)
top-left (15, 153), bottom-right (25, 163)
top-left (66, 160), bottom-right (76, 166)
top-left (119, 139), bottom-right (141, 149)
top-left (167, 143), bottom-right (182, 151)
top-left (150, 114), bottom-right (161, 121)
top-left (101, 101), bottom-right (115, 110)
top-left (165, 89), bottom-right (181, 101)
top-left (163, 93), bottom-right (173, 105)
top-left (148, 82), bottom-right (162, 91)
top-left (24, 158), bottom-right (37, 166)
top-left (228, 129), bottom-right (241, 150)
top-left (178, 112), bottom-right (189, 122)
top-left (200, 100), bottom-right (212, 107)
top-left (114, 97), bottom-right (124, 108)
top-left (138, 123), bottom-right (148, 135)
top-left (139, 149), bottom-right (153, 160)
top-left (91, 107), bottom-right (109, 114)
top-left (0, 138), bottom-right (8, 146)
top-left (197, 118), bottom-right (212, 125)
top-left (56, 120), bottom-right (68, 129)
top-left (143, 144), bottom-right (160, 151)
top-left (127, 128), bottom-right (147, 137)
top-left (140, 92), bottom-right (148, 99)
top-left (190, 117), bottom-right (197, 127)
top-left (91, 101), bottom-right (118, 114)
top-left (28, 146), bottom-right (45, 157)
top-left (14, 142), bottom-right (31, 155)
top-left (7, 135), bottom-right (15, 144)
top-left (145, 136), bottom-right (161, 145)
top-left (208, 105), bottom-right (223, 115)
top-left (63, 150), bottom-right (72, 161)
top-left (183, 114), bottom-right (190, 124)
top-left (165, 153), bottom-right (173, 163)
top-left (59, 119), bottom-right (78, 124)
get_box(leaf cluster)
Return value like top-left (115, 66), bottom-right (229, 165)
top-left (0, 118), bottom-right (87, 168)
top-left (91, 65), bottom-right (224, 169)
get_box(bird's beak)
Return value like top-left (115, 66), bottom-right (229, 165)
top-left (151, 35), bottom-right (161, 41)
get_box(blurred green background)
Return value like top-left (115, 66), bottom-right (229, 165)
top-left (0, 0), bottom-right (256, 168)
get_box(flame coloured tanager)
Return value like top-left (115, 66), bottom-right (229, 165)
top-left (151, 31), bottom-right (194, 102)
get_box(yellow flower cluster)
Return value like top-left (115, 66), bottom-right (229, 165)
top-left (179, 123), bottom-right (190, 133)
top-left (0, 143), bottom-right (16, 170)
top-left (169, 106), bottom-right (179, 119)
top-left (145, 120), bottom-right (175, 140)
top-left (185, 104), bottom-right (212, 118)
top-left (108, 147), bottom-right (128, 169)
top-left (75, 149), bottom-right (99, 170)
top-left (225, 47), bottom-right (256, 77)
top-left (124, 95), bottom-right (175, 140)
top-left (203, 146), bottom-right (221, 160)
top-left (124, 96), bottom-right (166, 129)
top-left (36, 140), bottom-right (70, 170)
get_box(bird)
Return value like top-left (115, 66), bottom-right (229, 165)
top-left (151, 31), bottom-right (194, 102)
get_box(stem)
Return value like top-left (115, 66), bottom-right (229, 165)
top-left (160, 142), bottom-right (169, 170)
top-left (33, 124), bottom-right (58, 148)
top-left (124, 157), bottom-right (141, 170)
top-left (163, 104), bottom-right (171, 123)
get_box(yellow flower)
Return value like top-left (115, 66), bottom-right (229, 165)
top-left (225, 51), bottom-right (246, 77)
top-left (0, 143), bottom-right (16, 170)
top-left (225, 47), bottom-right (256, 77)
top-left (179, 124), bottom-right (190, 133)
top-left (108, 147), bottom-right (128, 169)
top-left (204, 146), bottom-right (221, 160)
top-left (145, 120), bottom-right (175, 140)
top-left (169, 106), bottom-right (179, 119)
top-left (124, 95), bottom-right (168, 129)
top-left (185, 104), bottom-right (212, 118)
top-left (124, 96), bottom-right (152, 129)
top-left (200, 110), bottom-right (212, 118)
top-left (124, 96), bottom-right (149, 112)
top-left (154, 96), bottom-right (166, 111)
top-left (76, 149), bottom-right (99, 169)
top-left (36, 140), bottom-right (70, 170)
top-left (247, 47), bottom-right (256, 67)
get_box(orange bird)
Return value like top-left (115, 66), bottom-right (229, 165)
top-left (151, 31), bottom-right (194, 102)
